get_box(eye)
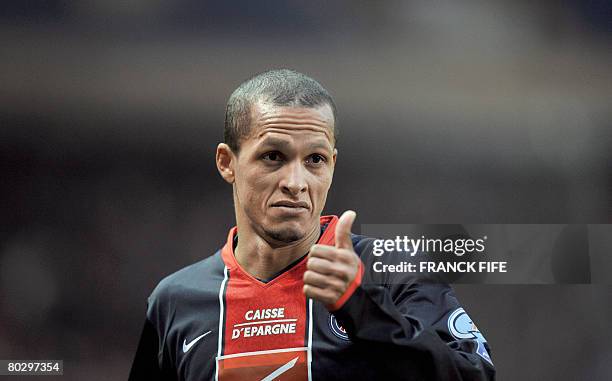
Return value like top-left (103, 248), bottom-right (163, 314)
top-left (306, 154), bottom-right (327, 165)
top-left (262, 151), bottom-right (283, 162)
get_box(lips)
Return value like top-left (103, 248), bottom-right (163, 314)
top-left (271, 200), bottom-right (310, 209)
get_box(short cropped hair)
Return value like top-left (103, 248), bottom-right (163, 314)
top-left (224, 69), bottom-right (337, 152)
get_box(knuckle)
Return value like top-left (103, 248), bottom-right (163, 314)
top-left (330, 283), bottom-right (345, 297)
top-left (333, 266), bottom-right (350, 282)
top-left (345, 250), bottom-right (359, 263)
top-left (337, 249), bottom-right (348, 260)
top-left (307, 257), bottom-right (319, 269)
top-left (324, 249), bottom-right (336, 261)
top-left (303, 271), bottom-right (313, 283)
top-left (331, 291), bottom-right (341, 303)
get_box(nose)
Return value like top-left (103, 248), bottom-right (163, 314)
top-left (280, 161), bottom-right (308, 196)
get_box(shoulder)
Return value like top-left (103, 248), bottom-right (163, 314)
top-left (147, 251), bottom-right (225, 313)
top-left (350, 233), bottom-right (376, 258)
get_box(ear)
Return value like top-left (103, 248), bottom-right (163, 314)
top-left (216, 143), bottom-right (236, 184)
top-left (330, 148), bottom-right (338, 172)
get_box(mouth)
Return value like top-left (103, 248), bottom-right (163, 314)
top-left (271, 200), bottom-right (310, 211)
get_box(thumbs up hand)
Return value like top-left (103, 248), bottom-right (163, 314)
top-left (303, 211), bottom-right (362, 309)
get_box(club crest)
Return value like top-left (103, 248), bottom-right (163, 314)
top-left (329, 314), bottom-right (350, 341)
top-left (447, 308), bottom-right (492, 364)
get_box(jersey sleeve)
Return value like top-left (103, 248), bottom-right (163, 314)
top-left (129, 294), bottom-right (178, 381)
top-left (331, 236), bottom-right (496, 381)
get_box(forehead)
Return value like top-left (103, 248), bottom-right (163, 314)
top-left (246, 101), bottom-right (335, 146)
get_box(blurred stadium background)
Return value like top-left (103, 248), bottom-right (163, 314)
top-left (1, 1), bottom-right (611, 379)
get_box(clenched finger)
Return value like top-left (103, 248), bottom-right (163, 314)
top-left (306, 257), bottom-right (352, 282)
top-left (303, 284), bottom-right (341, 306)
top-left (303, 270), bottom-right (347, 294)
top-left (309, 245), bottom-right (355, 264)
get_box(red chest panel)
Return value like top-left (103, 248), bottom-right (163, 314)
top-left (223, 261), bottom-right (308, 354)
top-left (216, 216), bottom-right (338, 381)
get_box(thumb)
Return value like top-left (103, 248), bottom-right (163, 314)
top-left (335, 210), bottom-right (356, 249)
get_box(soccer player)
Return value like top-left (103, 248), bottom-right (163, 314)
top-left (129, 69), bottom-right (496, 380)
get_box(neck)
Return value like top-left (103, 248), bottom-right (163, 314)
top-left (234, 222), bottom-right (321, 281)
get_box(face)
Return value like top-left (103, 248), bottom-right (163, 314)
top-left (218, 101), bottom-right (337, 244)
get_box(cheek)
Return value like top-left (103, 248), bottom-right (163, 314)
top-left (239, 169), bottom-right (276, 205)
top-left (309, 171), bottom-right (333, 201)
top-left (249, 171), bottom-right (276, 194)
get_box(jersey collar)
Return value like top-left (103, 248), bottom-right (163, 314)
top-left (221, 215), bottom-right (339, 273)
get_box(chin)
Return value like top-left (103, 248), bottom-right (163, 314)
top-left (264, 225), bottom-right (305, 244)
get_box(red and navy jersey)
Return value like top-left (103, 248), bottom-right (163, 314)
top-left (129, 216), bottom-right (495, 380)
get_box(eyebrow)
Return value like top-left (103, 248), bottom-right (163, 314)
top-left (258, 137), bottom-right (289, 148)
top-left (258, 137), bottom-right (333, 152)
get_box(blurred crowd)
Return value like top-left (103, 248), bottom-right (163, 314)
top-left (1, 1), bottom-right (611, 379)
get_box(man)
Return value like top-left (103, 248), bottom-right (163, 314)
top-left (129, 69), bottom-right (495, 380)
